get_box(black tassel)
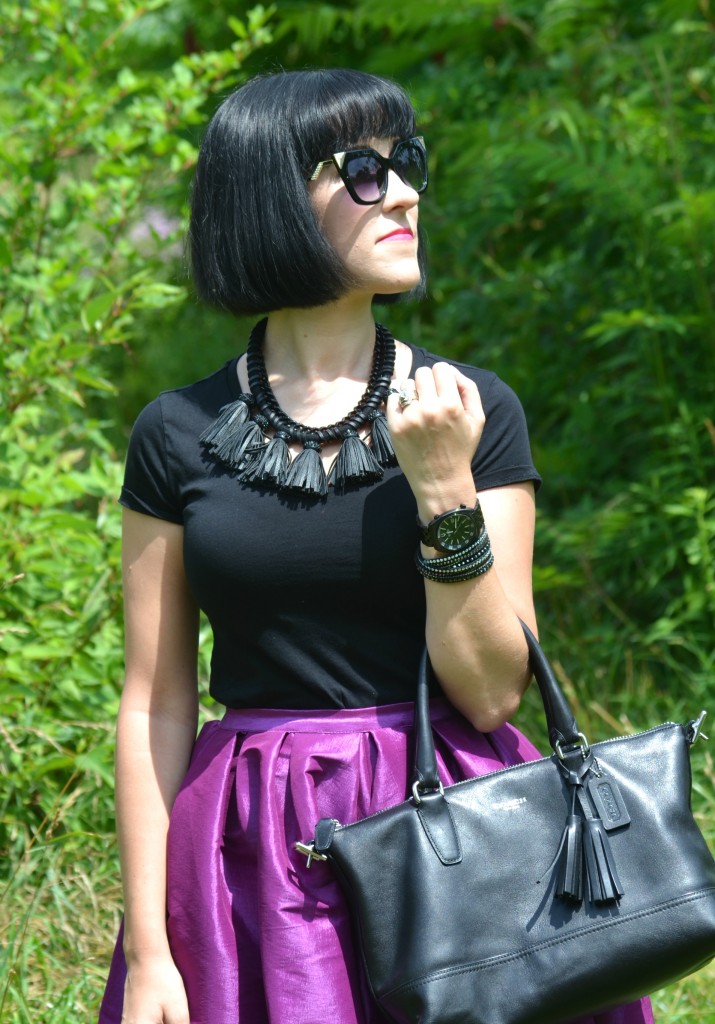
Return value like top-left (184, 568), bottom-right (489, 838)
top-left (214, 420), bottom-right (265, 469)
top-left (583, 818), bottom-right (624, 904)
top-left (555, 814), bottom-right (584, 902)
top-left (283, 442), bottom-right (328, 497)
top-left (332, 430), bottom-right (384, 489)
top-left (368, 410), bottom-right (396, 466)
top-left (253, 432), bottom-right (291, 485)
top-left (200, 396), bottom-right (252, 450)
top-left (237, 446), bottom-right (267, 482)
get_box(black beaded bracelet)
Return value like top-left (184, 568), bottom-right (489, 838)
top-left (416, 552), bottom-right (495, 583)
top-left (415, 528), bottom-right (495, 583)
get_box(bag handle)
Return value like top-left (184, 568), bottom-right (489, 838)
top-left (413, 621), bottom-right (583, 794)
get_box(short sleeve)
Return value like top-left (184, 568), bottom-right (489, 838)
top-left (472, 375), bottom-right (542, 492)
top-left (119, 397), bottom-right (184, 524)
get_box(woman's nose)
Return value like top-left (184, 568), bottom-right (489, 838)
top-left (382, 168), bottom-right (420, 209)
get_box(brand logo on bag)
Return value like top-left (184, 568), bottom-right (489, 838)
top-left (587, 773), bottom-right (631, 830)
top-left (596, 783), bottom-right (622, 822)
top-left (491, 797), bottom-right (527, 812)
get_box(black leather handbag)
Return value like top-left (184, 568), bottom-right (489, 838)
top-left (296, 624), bottom-right (715, 1024)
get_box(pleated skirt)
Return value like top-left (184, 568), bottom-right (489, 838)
top-left (98, 700), bottom-right (654, 1024)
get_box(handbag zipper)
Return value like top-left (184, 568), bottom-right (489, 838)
top-left (294, 719), bottom-right (704, 864)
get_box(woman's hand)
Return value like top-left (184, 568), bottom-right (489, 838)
top-left (121, 953), bottom-right (190, 1024)
top-left (386, 362), bottom-right (485, 521)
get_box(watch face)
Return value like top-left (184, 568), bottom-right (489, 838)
top-left (436, 512), bottom-right (476, 551)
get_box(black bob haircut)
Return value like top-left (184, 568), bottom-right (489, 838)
top-left (188, 68), bottom-right (427, 315)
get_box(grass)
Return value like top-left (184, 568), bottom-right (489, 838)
top-left (0, 835), bottom-right (121, 1024)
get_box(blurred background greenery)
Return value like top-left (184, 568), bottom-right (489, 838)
top-left (1, 0), bottom-right (714, 1019)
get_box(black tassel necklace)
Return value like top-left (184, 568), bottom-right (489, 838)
top-left (200, 318), bottom-right (397, 496)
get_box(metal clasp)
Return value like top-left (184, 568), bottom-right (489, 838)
top-left (687, 710), bottom-right (709, 745)
top-left (554, 732), bottom-right (591, 761)
top-left (294, 841), bottom-right (328, 868)
top-left (411, 780), bottom-right (444, 806)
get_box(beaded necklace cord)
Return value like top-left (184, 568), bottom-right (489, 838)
top-left (200, 318), bottom-right (397, 496)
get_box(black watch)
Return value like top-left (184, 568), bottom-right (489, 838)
top-left (418, 503), bottom-right (485, 553)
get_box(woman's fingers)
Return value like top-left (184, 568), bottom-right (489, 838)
top-left (414, 362), bottom-right (460, 411)
top-left (390, 364), bottom-right (483, 428)
top-left (453, 367), bottom-right (485, 423)
top-left (385, 363), bottom-right (485, 509)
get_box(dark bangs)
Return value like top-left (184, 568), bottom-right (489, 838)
top-left (288, 69), bottom-right (418, 174)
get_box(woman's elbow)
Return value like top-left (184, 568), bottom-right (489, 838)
top-left (464, 688), bottom-right (524, 734)
top-left (450, 656), bottom-right (531, 733)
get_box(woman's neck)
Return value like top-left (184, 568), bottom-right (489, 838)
top-left (235, 298), bottom-right (412, 432)
top-left (263, 298), bottom-right (377, 385)
top-left (237, 299), bottom-right (388, 434)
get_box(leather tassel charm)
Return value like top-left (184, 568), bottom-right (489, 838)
top-left (555, 813), bottom-right (584, 902)
top-left (583, 817), bottom-right (624, 904)
top-left (332, 429), bottom-right (384, 489)
top-left (253, 431), bottom-right (291, 485)
top-left (200, 395), bottom-right (253, 450)
top-left (214, 420), bottom-right (265, 470)
top-left (283, 441), bottom-right (328, 497)
top-left (368, 409), bottom-right (396, 467)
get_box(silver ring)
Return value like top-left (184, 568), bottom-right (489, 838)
top-left (398, 386), bottom-right (418, 408)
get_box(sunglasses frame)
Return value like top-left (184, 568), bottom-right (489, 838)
top-left (309, 136), bottom-right (427, 206)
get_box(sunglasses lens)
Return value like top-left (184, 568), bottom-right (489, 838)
top-left (338, 140), bottom-right (427, 203)
top-left (345, 153), bottom-right (385, 203)
top-left (394, 141), bottom-right (427, 192)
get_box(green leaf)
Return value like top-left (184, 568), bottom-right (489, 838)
top-left (227, 15), bottom-right (248, 39)
top-left (72, 366), bottom-right (117, 393)
top-left (81, 291), bottom-right (115, 332)
top-left (75, 748), bottom-right (114, 787)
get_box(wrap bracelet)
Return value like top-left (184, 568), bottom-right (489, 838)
top-left (415, 529), bottom-right (494, 583)
top-left (416, 553), bottom-right (494, 583)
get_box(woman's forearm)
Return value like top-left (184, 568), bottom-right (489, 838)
top-left (419, 485), bottom-right (537, 733)
top-left (116, 695), bottom-right (198, 962)
top-left (424, 572), bottom-right (531, 732)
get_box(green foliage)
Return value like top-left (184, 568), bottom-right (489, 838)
top-left (0, 2), bottom-right (270, 1018)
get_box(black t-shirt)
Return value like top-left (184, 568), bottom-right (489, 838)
top-left (120, 343), bottom-right (541, 709)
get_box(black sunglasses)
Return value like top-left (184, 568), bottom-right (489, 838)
top-left (309, 136), bottom-right (428, 206)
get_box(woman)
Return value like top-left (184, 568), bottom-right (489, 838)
top-left (98, 69), bottom-right (653, 1024)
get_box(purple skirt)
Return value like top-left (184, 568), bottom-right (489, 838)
top-left (99, 701), bottom-right (654, 1024)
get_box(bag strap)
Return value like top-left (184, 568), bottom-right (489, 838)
top-left (413, 621), bottom-right (582, 795)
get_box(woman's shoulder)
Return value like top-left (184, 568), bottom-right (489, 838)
top-left (405, 342), bottom-right (517, 412)
top-left (155, 358), bottom-right (239, 414)
top-left (120, 359), bottom-right (241, 522)
top-left (131, 359), bottom-right (240, 435)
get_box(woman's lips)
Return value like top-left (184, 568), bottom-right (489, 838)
top-left (378, 228), bottom-right (414, 242)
